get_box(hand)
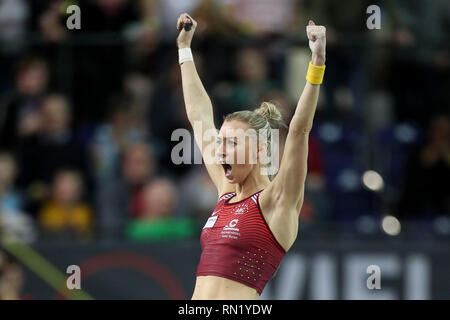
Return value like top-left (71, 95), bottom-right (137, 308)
top-left (176, 13), bottom-right (197, 49)
top-left (306, 20), bottom-right (326, 66)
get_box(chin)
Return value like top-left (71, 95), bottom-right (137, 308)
top-left (227, 173), bottom-right (247, 185)
top-left (225, 176), bottom-right (237, 184)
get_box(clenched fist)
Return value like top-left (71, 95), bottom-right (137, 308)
top-left (176, 13), bottom-right (197, 49)
top-left (306, 20), bottom-right (326, 66)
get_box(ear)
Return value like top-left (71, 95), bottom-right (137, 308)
top-left (257, 141), bottom-right (269, 159)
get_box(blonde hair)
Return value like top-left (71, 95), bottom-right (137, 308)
top-left (224, 102), bottom-right (287, 178)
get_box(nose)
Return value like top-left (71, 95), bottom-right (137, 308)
top-left (216, 145), bottom-right (227, 162)
top-left (217, 151), bottom-right (226, 162)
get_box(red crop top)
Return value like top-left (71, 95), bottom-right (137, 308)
top-left (196, 190), bottom-right (286, 295)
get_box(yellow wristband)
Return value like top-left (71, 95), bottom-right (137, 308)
top-left (306, 61), bottom-right (326, 85)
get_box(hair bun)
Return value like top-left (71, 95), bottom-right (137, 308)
top-left (254, 102), bottom-right (287, 129)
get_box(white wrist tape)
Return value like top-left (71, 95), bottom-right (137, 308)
top-left (178, 48), bottom-right (194, 64)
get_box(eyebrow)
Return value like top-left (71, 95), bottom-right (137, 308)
top-left (217, 135), bottom-right (237, 140)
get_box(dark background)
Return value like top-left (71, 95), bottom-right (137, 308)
top-left (0, 0), bottom-right (449, 299)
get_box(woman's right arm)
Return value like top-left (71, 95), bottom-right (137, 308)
top-left (177, 13), bottom-right (230, 194)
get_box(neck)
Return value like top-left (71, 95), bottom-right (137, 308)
top-left (234, 165), bottom-right (270, 200)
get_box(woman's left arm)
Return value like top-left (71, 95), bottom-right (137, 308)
top-left (266, 21), bottom-right (326, 213)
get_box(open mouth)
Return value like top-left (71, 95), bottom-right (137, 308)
top-left (221, 163), bottom-right (233, 178)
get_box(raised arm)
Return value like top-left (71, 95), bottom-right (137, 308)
top-left (266, 21), bottom-right (326, 213)
top-left (177, 13), bottom-right (228, 194)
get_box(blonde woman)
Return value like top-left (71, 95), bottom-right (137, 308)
top-left (176, 13), bottom-right (326, 300)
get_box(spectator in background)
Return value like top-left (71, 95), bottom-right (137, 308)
top-left (81, 0), bottom-right (140, 32)
top-left (0, 0), bottom-right (29, 92)
top-left (38, 169), bottom-right (93, 239)
top-left (16, 93), bottom-right (91, 212)
top-left (38, 0), bottom-right (68, 43)
top-left (0, 56), bottom-right (49, 150)
top-left (140, 177), bottom-right (179, 219)
top-left (398, 114), bottom-right (450, 219)
top-left (147, 56), bottom-right (193, 176)
top-left (63, 0), bottom-right (143, 123)
top-left (0, 152), bottom-right (36, 243)
top-left (218, 0), bottom-right (298, 36)
top-left (190, 0), bottom-right (244, 37)
top-left (179, 166), bottom-right (218, 222)
top-left (0, 0), bottom-right (29, 49)
top-left (122, 73), bottom-right (153, 131)
top-left (213, 47), bottom-right (278, 119)
top-left (0, 152), bottom-right (23, 216)
top-left (305, 0), bottom-right (373, 121)
top-left (97, 141), bottom-right (156, 237)
top-left (388, 0), bottom-right (450, 124)
top-left (157, 0), bottom-right (201, 39)
top-left (125, 177), bottom-right (196, 241)
top-left (91, 96), bottom-right (147, 183)
top-left (27, 0), bottom-right (157, 124)
top-left (0, 251), bottom-right (24, 300)
top-left (36, 0), bottom-right (145, 42)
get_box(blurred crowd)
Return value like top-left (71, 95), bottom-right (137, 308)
top-left (0, 250), bottom-right (23, 299)
top-left (0, 0), bottom-right (449, 243)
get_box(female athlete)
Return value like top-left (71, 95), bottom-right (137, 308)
top-left (176, 13), bottom-right (326, 300)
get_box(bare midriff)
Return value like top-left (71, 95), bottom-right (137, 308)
top-left (192, 275), bottom-right (260, 300)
